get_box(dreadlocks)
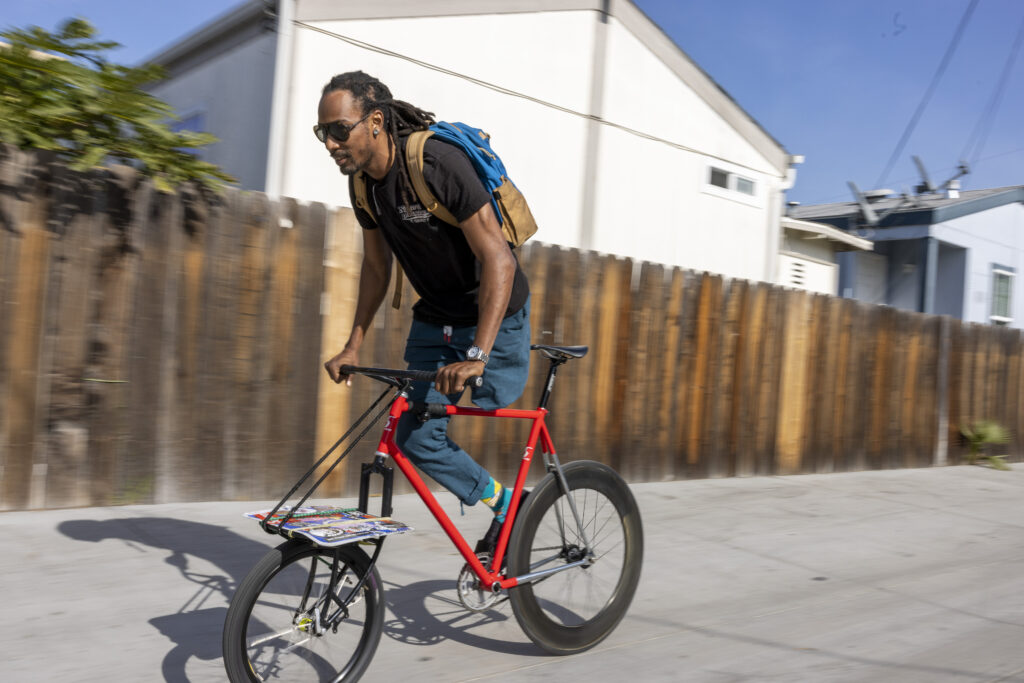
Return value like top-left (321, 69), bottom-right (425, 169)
top-left (322, 71), bottom-right (435, 208)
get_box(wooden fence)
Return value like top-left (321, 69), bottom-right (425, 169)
top-left (1, 151), bottom-right (1022, 510)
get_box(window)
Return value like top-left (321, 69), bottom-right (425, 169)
top-left (991, 265), bottom-right (1014, 324)
top-left (707, 166), bottom-right (757, 197)
top-left (709, 167), bottom-right (729, 189)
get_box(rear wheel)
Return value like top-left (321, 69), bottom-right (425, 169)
top-left (223, 539), bottom-right (384, 682)
top-left (507, 460), bottom-right (643, 655)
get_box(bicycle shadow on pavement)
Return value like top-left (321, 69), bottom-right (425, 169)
top-left (58, 517), bottom-right (275, 682)
top-left (382, 578), bottom-right (542, 658)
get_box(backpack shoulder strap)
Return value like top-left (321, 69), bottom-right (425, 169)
top-left (351, 171), bottom-right (377, 224)
top-left (406, 130), bottom-right (460, 227)
top-left (350, 171), bottom-right (406, 308)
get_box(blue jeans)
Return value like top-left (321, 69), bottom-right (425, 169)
top-left (395, 299), bottom-right (531, 505)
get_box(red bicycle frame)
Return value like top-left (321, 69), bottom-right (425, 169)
top-left (374, 395), bottom-right (556, 591)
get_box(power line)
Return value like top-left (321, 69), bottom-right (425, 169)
top-left (960, 12), bottom-right (1024, 168)
top-left (875, 0), bottom-right (980, 188)
top-left (292, 20), bottom-right (776, 177)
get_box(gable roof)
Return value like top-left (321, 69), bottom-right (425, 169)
top-left (790, 186), bottom-right (1024, 229)
top-left (146, 0), bottom-right (791, 174)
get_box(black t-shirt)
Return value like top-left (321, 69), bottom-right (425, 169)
top-left (350, 135), bottom-right (530, 326)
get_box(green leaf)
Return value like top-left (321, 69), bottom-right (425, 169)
top-left (0, 19), bottom-right (230, 190)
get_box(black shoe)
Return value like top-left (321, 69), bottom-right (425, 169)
top-left (474, 489), bottom-right (530, 557)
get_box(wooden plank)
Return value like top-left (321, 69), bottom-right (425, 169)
top-left (672, 270), bottom-right (701, 476)
top-left (316, 208), bottom-right (363, 497)
top-left (591, 254), bottom-right (623, 469)
top-left (775, 288), bottom-right (811, 475)
top-left (79, 170), bottom-right (139, 506)
top-left (224, 192), bottom-right (274, 499)
top-left (865, 305), bottom-right (891, 470)
top-left (831, 298), bottom-right (854, 471)
top-left (1, 163), bottom-right (51, 509)
top-left (917, 316), bottom-right (940, 467)
top-left (571, 249), bottom-right (603, 467)
top-left (900, 314), bottom-right (922, 468)
top-left (686, 273), bottom-right (715, 474)
top-left (185, 185), bottom-right (226, 503)
top-left (816, 295), bottom-right (842, 473)
top-left (288, 199), bottom-right (327, 486)
top-left (625, 262), bottom-right (665, 482)
top-left (35, 163), bottom-right (99, 508)
top-left (884, 310), bottom-right (907, 470)
top-left (1009, 330), bottom-right (1024, 461)
top-left (657, 267), bottom-right (685, 479)
top-left (1016, 332), bottom-right (1024, 461)
top-left (108, 174), bottom-right (160, 506)
top-left (803, 294), bottom-right (827, 473)
top-left (947, 320), bottom-right (967, 465)
top-left (151, 189), bottom-right (187, 503)
top-left (552, 248), bottom-right (584, 471)
top-left (734, 281), bottom-right (766, 477)
top-left (711, 278), bottom-right (743, 478)
top-left (755, 285), bottom-right (784, 475)
top-left (608, 257), bottom-right (635, 476)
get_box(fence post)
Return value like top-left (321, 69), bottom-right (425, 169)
top-left (934, 315), bottom-right (951, 467)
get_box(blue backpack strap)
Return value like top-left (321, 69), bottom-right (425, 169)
top-left (428, 122), bottom-right (507, 226)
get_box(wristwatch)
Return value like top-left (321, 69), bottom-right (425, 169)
top-left (466, 345), bottom-right (489, 365)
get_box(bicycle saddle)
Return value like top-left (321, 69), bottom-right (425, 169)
top-left (530, 344), bottom-right (589, 360)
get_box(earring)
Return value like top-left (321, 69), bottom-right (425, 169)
top-left (373, 129), bottom-right (379, 137)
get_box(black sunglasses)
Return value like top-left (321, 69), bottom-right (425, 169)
top-left (313, 111), bottom-right (373, 143)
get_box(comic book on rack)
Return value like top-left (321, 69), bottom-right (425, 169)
top-left (244, 505), bottom-right (413, 547)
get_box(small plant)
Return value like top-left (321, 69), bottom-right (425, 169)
top-left (960, 420), bottom-right (1011, 470)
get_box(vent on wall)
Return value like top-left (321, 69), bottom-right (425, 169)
top-left (787, 260), bottom-right (806, 287)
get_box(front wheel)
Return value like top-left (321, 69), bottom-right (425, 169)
top-left (507, 460), bottom-right (643, 655)
top-left (223, 539), bottom-right (384, 682)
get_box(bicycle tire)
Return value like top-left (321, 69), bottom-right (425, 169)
top-left (223, 539), bottom-right (384, 683)
top-left (507, 460), bottom-right (643, 655)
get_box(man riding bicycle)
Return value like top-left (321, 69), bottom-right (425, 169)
top-left (320, 71), bottom-right (531, 530)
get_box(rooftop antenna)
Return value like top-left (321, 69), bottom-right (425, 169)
top-left (912, 155), bottom-right (936, 194)
top-left (848, 181), bottom-right (879, 226)
top-left (943, 161), bottom-right (970, 188)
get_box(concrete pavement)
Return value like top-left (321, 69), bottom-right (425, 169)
top-left (3, 464), bottom-right (1024, 682)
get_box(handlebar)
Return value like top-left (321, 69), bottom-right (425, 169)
top-left (339, 364), bottom-right (484, 388)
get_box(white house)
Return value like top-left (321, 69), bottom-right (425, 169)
top-left (147, 0), bottom-right (805, 283)
top-left (777, 217), bottom-right (873, 295)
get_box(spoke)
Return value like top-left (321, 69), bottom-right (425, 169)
top-left (247, 627), bottom-right (299, 649)
top-left (527, 550), bottom-right (564, 572)
top-left (280, 636), bottom-right (313, 655)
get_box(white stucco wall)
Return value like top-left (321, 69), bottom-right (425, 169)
top-left (148, 32), bottom-right (278, 191)
top-left (592, 16), bottom-right (783, 278)
top-left (276, 8), bottom-right (788, 281)
top-left (934, 202), bottom-right (1024, 326)
top-left (281, 11), bottom-right (596, 252)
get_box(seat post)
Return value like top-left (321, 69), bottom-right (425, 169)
top-left (537, 358), bottom-right (566, 410)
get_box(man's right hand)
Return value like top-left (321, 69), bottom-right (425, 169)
top-left (324, 348), bottom-right (359, 386)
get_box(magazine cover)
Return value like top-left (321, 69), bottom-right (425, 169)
top-left (244, 505), bottom-right (413, 547)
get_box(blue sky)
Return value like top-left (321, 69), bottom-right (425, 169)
top-left (4, 0), bottom-right (1023, 206)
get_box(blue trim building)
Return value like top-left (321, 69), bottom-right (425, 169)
top-left (790, 186), bottom-right (1024, 328)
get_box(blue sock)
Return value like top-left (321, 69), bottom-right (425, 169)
top-left (481, 478), bottom-right (497, 504)
top-left (494, 487), bottom-right (512, 523)
top-left (481, 478), bottom-right (511, 521)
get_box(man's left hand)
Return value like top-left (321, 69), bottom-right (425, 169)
top-left (435, 360), bottom-right (484, 395)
